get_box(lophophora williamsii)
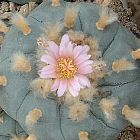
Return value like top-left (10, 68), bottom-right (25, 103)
top-left (0, 0), bottom-right (140, 139)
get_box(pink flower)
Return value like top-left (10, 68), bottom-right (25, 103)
top-left (38, 34), bottom-right (93, 97)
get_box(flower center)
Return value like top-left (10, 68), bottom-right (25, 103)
top-left (56, 58), bottom-right (77, 79)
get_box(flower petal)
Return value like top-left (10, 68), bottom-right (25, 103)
top-left (77, 74), bottom-right (91, 88)
top-left (48, 41), bottom-right (59, 58)
top-left (39, 72), bottom-right (56, 79)
top-left (75, 54), bottom-right (91, 65)
top-left (60, 34), bottom-right (70, 47)
top-left (40, 65), bottom-right (56, 73)
top-left (82, 45), bottom-right (90, 53)
top-left (38, 65), bottom-right (56, 78)
top-left (73, 45), bottom-right (90, 59)
top-left (73, 46), bottom-right (83, 59)
top-left (59, 43), bottom-right (67, 57)
top-left (51, 79), bottom-right (60, 91)
top-left (59, 34), bottom-right (70, 57)
top-left (70, 76), bottom-right (81, 91)
top-left (77, 60), bottom-right (93, 67)
top-left (68, 83), bottom-right (79, 97)
top-left (41, 55), bottom-right (56, 65)
top-left (57, 80), bottom-right (67, 97)
top-left (67, 42), bottom-right (74, 57)
top-left (78, 65), bottom-right (93, 74)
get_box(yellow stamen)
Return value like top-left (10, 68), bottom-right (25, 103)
top-left (57, 57), bottom-right (77, 79)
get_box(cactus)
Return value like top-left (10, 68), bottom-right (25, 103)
top-left (0, 0), bottom-right (140, 140)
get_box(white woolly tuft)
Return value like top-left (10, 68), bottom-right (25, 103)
top-left (51, 0), bottom-right (60, 7)
top-left (11, 52), bottom-right (31, 72)
top-left (96, 0), bottom-right (112, 6)
top-left (107, 10), bottom-right (118, 24)
top-left (11, 135), bottom-right (26, 140)
top-left (122, 105), bottom-right (140, 128)
top-left (100, 97), bottom-right (118, 123)
top-left (69, 101), bottom-right (89, 121)
top-left (0, 116), bottom-right (4, 123)
top-left (112, 58), bottom-right (136, 73)
top-left (30, 78), bottom-right (53, 98)
top-left (99, 6), bottom-right (108, 17)
top-left (64, 92), bottom-right (79, 106)
top-left (79, 131), bottom-right (89, 140)
top-left (43, 22), bottom-right (63, 44)
top-left (25, 108), bottom-right (43, 126)
top-left (64, 6), bottom-right (78, 29)
top-left (11, 13), bottom-right (31, 35)
top-left (0, 75), bottom-right (7, 86)
top-left (0, 20), bottom-right (9, 33)
top-left (96, 0), bottom-right (104, 4)
top-left (79, 87), bottom-right (96, 101)
top-left (102, 0), bottom-right (112, 6)
top-left (96, 7), bottom-right (118, 30)
top-left (25, 134), bottom-right (37, 140)
top-left (132, 48), bottom-right (140, 60)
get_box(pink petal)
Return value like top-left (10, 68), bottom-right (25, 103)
top-left (73, 45), bottom-right (90, 59)
top-left (51, 79), bottom-right (60, 91)
top-left (60, 34), bottom-right (70, 47)
top-left (48, 41), bottom-right (59, 58)
top-left (70, 76), bottom-right (81, 91)
top-left (78, 65), bottom-right (93, 74)
top-left (38, 65), bottom-right (56, 78)
top-left (39, 72), bottom-right (56, 79)
top-left (59, 43), bottom-right (67, 57)
top-left (41, 55), bottom-right (56, 65)
top-left (75, 54), bottom-right (91, 65)
top-left (81, 45), bottom-right (90, 53)
top-left (67, 42), bottom-right (74, 57)
top-left (77, 60), bottom-right (93, 67)
top-left (73, 46), bottom-right (83, 59)
top-left (59, 34), bottom-right (70, 57)
top-left (40, 65), bottom-right (56, 73)
top-left (57, 80), bottom-right (67, 97)
top-left (68, 83), bottom-right (79, 97)
top-left (77, 74), bottom-right (91, 88)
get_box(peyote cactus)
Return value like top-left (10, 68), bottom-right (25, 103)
top-left (0, 0), bottom-right (140, 140)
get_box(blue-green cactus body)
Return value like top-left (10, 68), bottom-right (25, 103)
top-left (0, 111), bottom-right (27, 140)
top-left (0, 1), bottom-right (140, 140)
